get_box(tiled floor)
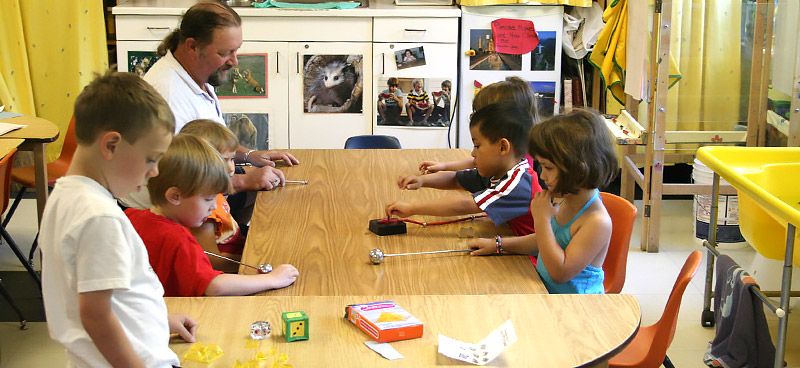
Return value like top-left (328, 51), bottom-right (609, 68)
top-left (1, 198), bottom-right (799, 367)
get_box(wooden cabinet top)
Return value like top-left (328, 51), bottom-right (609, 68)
top-left (112, 0), bottom-right (461, 18)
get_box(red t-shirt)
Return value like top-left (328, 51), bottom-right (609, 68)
top-left (125, 208), bottom-right (223, 297)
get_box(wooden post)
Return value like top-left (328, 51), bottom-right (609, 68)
top-left (790, 4), bottom-right (800, 147)
top-left (746, 0), bottom-right (767, 146)
top-left (757, 0), bottom-right (775, 146)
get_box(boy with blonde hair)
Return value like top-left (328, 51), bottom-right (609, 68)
top-left (126, 134), bottom-right (299, 296)
top-left (180, 119), bottom-right (246, 271)
top-left (40, 71), bottom-right (196, 367)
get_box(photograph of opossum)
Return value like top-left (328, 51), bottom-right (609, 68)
top-left (303, 54), bottom-right (363, 113)
top-left (217, 54), bottom-right (268, 98)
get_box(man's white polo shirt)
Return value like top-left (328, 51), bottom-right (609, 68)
top-left (143, 51), bottom-right (224, 133)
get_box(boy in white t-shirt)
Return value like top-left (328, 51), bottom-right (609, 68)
top-left (40, 70), bottom-right (197, 367)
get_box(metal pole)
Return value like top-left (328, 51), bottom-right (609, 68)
top-left (774, 224), bottom-right (795, 368)
top-left (702, 173), bottom-right (721, 325)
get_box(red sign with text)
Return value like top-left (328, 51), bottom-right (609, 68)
top-left (490, 18), bottom-right (539, 55)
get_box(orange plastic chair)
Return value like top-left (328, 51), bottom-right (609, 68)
top-left (609, 250), bottom-right (702, 368)
top-left (600, 192), bottom-right (638, 294)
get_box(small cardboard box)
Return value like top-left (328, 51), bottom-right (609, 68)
top-left (345, 301), bottom-right (423, 343)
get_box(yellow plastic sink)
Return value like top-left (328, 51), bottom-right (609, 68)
top-left (696, 147), bottom-right (800, 266)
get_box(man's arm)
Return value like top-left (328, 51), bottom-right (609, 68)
top-left (80, 290), bottom-right (146, 368)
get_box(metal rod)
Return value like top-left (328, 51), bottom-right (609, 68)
top-left (204, 251), bottom-right (259, 271)
top-left (703, 173), bottom-right (721, 314)
top-left (775, 224), bottom-right (795, 368)
top-left (285, 180), bottom-right (308, 184)
top-left (384, 249), bottom-right (472, 257)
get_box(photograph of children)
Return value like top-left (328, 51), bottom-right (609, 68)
top-left (303, 54), bottom-right (363, 113)
top-left (530, 31), bottom-right (557, 71)
top-left (223, 113), bottom-right (269, 150)
top-left (216, 54), bottom-right (268, 98)
top-left (394, 47), bottom-right (427, 70)
top-left (529, 81), bottom-right (557, 118)
top-left (468, 29), bottom-right (522, 71)
top-left (128, 51), bottom-right (160, 77)
top-left (376, 77), bottom-right (452, 127)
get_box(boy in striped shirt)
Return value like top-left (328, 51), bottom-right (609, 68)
top-left (405, 78), bottom-right (434, 125)
top-left (386, 101), bottom-right (541, 238)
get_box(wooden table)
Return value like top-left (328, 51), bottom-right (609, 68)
top-left (166, 294), bottom-right (640, 368)
top-left (242, 149), bottom-right (546, 296)
top-left (0, 115), bottom-right (60, 224)
top-left (0, 139), bottom-right (25, 159)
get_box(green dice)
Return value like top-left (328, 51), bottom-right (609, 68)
top-left (281, 311), bottom-right (309, 342)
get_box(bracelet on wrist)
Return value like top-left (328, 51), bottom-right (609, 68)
top-left (243, 149), bottom-right (256, 163)
top-left (495, 235), bottom-right (504, 254)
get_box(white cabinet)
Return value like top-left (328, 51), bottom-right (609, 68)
top-left (113, 1), bottom-right (460, 149)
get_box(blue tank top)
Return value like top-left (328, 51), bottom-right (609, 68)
top-left (536, 189), bottom-right (605, 294)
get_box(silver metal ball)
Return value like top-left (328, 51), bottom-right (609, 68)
top-left (258, 264), bottom-right (273, 274)
top-left (369, 248), bottom-right (384, 265)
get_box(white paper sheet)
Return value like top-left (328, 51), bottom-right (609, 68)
top-left (364, 341), bottom-right (404, 360)
top-left (437, 319), bottom-right (517, 366)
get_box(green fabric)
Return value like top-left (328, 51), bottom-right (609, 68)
top-left (253, 0), bottom-right (361, 9)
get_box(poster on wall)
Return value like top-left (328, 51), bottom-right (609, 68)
top-left (216, 54), bottom-right (268, 99)
top-left (376, 76), bottom-right (452, 127)
top-left (530, 31), bottom-right (557, 71)
top-left (303, 54), bottom-right (363, 113)
top-left (222, 112), bottom-right (269, 150)
top-left (529, 81), bottom-right (556, 118)
top-left (468, 29), bottom-right (522, 71)
top-left (394, 46), bottom-right (427, 70)
top-left (128, 51), bottom-right (160, 77)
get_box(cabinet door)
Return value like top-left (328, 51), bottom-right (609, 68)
top-left (219, 42), bottom-right (290, 150)
top-left (288, 42), bottom-right (373, 149)
top-left (373, 42), bottom-right (457, 149)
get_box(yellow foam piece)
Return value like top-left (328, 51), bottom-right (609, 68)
top-left (278, 352), bottom-right (289, 363)
top-left (270, 360), bottom-right (280, 368)
top-left (245, 339), bottom-right (260, 349)
top-left (183, 341), bottom-right (224, 363)
top-left (376, 311), bottom-right (407, 322)
top-left (268, 346), bottom-right (279, 356)
top-left (281, 365), bottom-right (293, 368)
top-left (255, 350), bottom-right (268, 361)
top-left (232, 360), bottom-right (244, 368)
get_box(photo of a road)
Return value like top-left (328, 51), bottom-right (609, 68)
top-left (469, 29), bottom-right (522, 71)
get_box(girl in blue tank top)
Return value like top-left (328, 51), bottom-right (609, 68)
top-left (469, 109), bottom-right (619, 294)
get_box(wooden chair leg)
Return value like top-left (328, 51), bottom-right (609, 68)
top-left (0, 277), bottom-right (28, 330)
top-left (0, 226), bottom-right (41, 289)
top-left (2, 186), bottom-right (27, 228)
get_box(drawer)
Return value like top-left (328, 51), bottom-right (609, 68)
top-left (116, 16), bottom-right (180, 41)
top-left (373, 17), bottom-right (458, 43)
top-left (243, 17), bottom-right (371, 42)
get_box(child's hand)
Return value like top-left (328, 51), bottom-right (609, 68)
top-left (385, 201), bottom-right (414, 218)
top-left (468, 238), bottom-right (497, 256)
top-left (268, 264), bottom-right (299, 289)
top-left (168, 313), bottom-right (198, 343)
top-left (419, 161), bottom-right (445, 174)
top-left (531, 190), bottom-right (557, 221)
top-left (398, 175), bottom-right (423, 190)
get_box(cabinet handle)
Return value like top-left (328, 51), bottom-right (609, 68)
top-left (297, 52), bottom-right (300, 74)
top-left (382, 52), bottom-right (385, 75)
top-left (276, 51), bottom-right (279, 74)
top-left (146, 26), bottom-right (170, 31)
top-left (404, 28), bottom-right (427, 32)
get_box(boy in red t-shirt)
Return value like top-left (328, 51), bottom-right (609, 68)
top-left (126, 134), bottom-right (298, 296)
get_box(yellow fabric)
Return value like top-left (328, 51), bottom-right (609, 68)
top-left (589, 0), bottom-right (681, 105)
top-left (0, 0), bottom-right (108, 161)
top-left (458, 0), bottom-right (591, 7)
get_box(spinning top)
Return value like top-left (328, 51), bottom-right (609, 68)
top-left (369, 248), bottom-right (472, 265)
top-left (204, 251), bottom-right (272, 274)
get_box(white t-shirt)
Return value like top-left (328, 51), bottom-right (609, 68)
top-left (40, 176), bottom-right (179, 368)
top-left (143, 50), bottom-right (224, 133)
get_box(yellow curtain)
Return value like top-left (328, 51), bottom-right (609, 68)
top-left (0, 0), bottom-right (108, 161)
top-left (666, 0), bottom-right (741, 132)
